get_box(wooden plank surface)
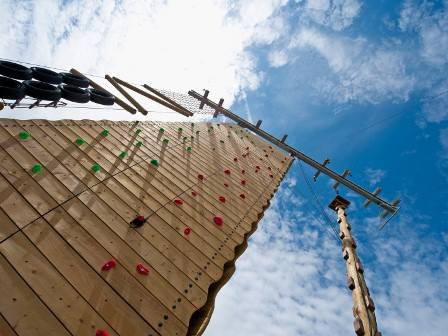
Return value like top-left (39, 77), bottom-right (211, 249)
top-left (0, 118), bottom-right (291, 336)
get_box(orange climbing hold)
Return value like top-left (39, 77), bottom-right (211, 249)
top-left (213, 216), bottom-right (223, 226)
top-left (101, 259), bottom-right (116, 271)
top-left (136, 263), bottom-right (150, 275)
top-left (219, 196), bottom-right (226, 203)
top-left (174, 199), bottom-right (183, 205)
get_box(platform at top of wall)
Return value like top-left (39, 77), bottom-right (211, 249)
top-left (0, 118), bottom-right (293, 336)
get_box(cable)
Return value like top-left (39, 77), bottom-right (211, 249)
top-left (297, 160), bottom-right (340, 241)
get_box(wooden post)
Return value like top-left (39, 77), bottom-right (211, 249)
top-left (105, 75), bottom-right (148, 115)
top-left (329, 196), bottom-right (380, 336)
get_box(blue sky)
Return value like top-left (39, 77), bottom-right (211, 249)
top-left (1, 0), bottom-right (447, 335)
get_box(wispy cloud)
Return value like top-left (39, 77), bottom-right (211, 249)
top-left (364, 168), bottom-right (386, 187)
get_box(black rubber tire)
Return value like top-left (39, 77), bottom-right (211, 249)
top-left (60, 72), bottom-right (90, 88)
top-left (24, 80), bottom-right (61, 101)
top-left (0, 61), bottom-right (33, 80)
top-left (31, 67), bottom-right (62, 84)
top-left (0, 76), bottom-right (26, 100)
top-left (60, 84), bottom-right (90, 103)
top-left (88, 88), bottom-right (115, 105)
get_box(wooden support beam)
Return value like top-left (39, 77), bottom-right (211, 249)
top-left (143, 84), bottom-right (193, 117)
top-left (70, 68), bottom-right (136, 114)
top-left (329, 196), bottom-right (379, 336)
top-left (105, 75), bottom-right (148, 115)
top-left (111, 77), bottom-right (192, 117)
top-left (199, 90), bottom-right (209, 109)
top-left (255, 120), bottom-right (262, 128)
top-left (213, 98), bottom-right (224, 118)
top-left (281, 134), bottom-right (288, 143)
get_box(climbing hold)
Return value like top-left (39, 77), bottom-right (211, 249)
top-left (191, 191), bottom-right (197, 197)
top-left (178, 127), bottom-right (183, 132)
top-left (255, 169), bottom-right (259, 173)
top-left (183, 136), bottom-right (188, 142)
top-left (240, 194), bottom-right (246, 199)
top-left (218, 196), bottom-right (226, 203)
top-left (136, 128), bottom-right (142, 134)
top-left (190, 135), bottom-right (194, 140)
top-left (75, 137), bottom-right (85, 146)
top-left (220, 140), bottom-right (225, 143)
top-left (265, 154), bottom-right (268, 158)
top-left (246, 147), bottom-right (249, 150)
top-left (256, 165), bottom-right (260, 170)
top-left (150, 159), bottom-right (159, 167)
top-left (196, 130), bottom-right (200, 134)
top-left (224, 183), bottom-right (229, 187)
top-left (119, 151), bottom-right (128, 159)
top-left (91, 163), bottom-right (101, 173)
top-left (242, 154), bottom-right (246, 158)
top-left (101, 129), bottom-right (109, 137)
top-left (174, 199), bottom-right (183, 206)
top-left (96, 330), bottom-right (110, 336)
top-left (241, 180), bottom-right (246, 185)
top-left (198, 174), bottom-right (204, 181)
top-left (224, 169), bottom-right (231, 175)
top-left (241, 170), bottom-right (245, 174)
top-left (233, 158), bottom-right (238, 162)
top-left (191, 122), bottom-right (195, 127)
top-left (18, 130), bottom-right (30, 140)
top-left (186, 146), bottom-right (192, 152)
top-left (101, 259), bottom-right (116, 271)
top-left (163, 138), bottom-right (169, 144)
top-left (270, 174), bottom-right (274, 178)
top-left (184, 227), bottom-right (192, 235)
top-left (213, 216), bottom-right (223, 226)
top-left (268, 167), bottom-right (272, 170)
top-left (136, 263), bottom-right (150, 275)
top-left (130, 215), bottom-right (146, 228)
top-left (31, 163), bottom-right (42, 174)
top-left (159, 127), bottom-right (164, 133)
top-left (136, 141), bottom-right (143, 147)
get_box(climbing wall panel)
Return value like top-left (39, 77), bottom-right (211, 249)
top-left (0, 118), bottom-right (292, 336)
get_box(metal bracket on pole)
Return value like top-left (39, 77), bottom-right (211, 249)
top-left (188, 89), bottom-right (399, 214)
top-left (332, 170), bottom-right (351, 190)
top-left (313, 158), bottom-right (330, 181)
top-left (363, 188), bottom-right (381, 208)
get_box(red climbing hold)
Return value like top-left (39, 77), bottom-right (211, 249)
top-left (233, 157), bottom-right (238, 162)
top-left (242, 154), bottom-right (246, 158)
top-left (241, 180), bottom-right (246, 185)
top-left (101, 259), bottom-right (116, 271)
top-left (219, 196), bottom-right (226, 203)
top-left (246, 147), bottom-right (249, 150)
top-left (184, 227), bottom-right (192, 235)
top-left (191, 191), bottom-right (197, 197)
top-left (96, 329), bottom-right (110, 336)
top-left (270, 174), bottom-right (274, 178)
top-left (174, 199), bottom-right (183, 205)
top-left (224, 169), bottom-right (231, 175)
top-left (224, 183), bottom-right (229, 187)
top-left (198, 174), bottom-right (204, 181)
top-left (255, 169), bottom-right (259, 173)
top-left (240, 194), bottom-right (245, 199)
top-left (130, 215), bottom-right (146, 228)
top-left (256, 165), bottom-right (260, 170)
top-left (213, 216), bottom-right (223, 226)
top-left (265, 154), bottom-right (268, 158)
top-left (136, 263), bottom-right (150, 275)
top-left (241, 169), bottom-right (245, 174)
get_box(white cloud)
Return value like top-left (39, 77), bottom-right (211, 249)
top-left (299, 0), bottom-right (362, 31)
top-left (364, 168), bottom-right (386, 186)
top-left (268, 50), bottom-right (289, 67)
top-left (0, 0), bottom-right (288, 121)
top-left (289, 28), bottom-right (415, 103)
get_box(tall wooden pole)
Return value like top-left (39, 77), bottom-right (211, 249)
top-left (329, 196), bottom-right (380, 336)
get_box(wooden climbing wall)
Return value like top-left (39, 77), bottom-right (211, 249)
top-left (0, 118), bottom-right (292, 336)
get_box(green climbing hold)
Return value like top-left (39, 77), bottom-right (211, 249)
top-left (136, 141), bottom-right (143, 147)
top-left (75, 137), bottom-right (85, 146)
top-left (191, 123), bottom-right (195, 127)
top-left (150, 159), bottom-right (159, 167)
top-left (183, 136), bottom-right (187, 142)
top-left (163, 138), bottom-right (169, 144)
top-left (159, 128), bottom-right (164, 133)
top-left (186, 146), bottom-right (192, 152)
top-left (101, 129), bottom-right (109, 137)
top-left (190, 136), bottom-right (194, 140)
top-left (91, 163), bottom-right (101, 173)
top-left (178, 127), bottom-right (183, 132)
top-left (136, 128), bottom-right (142, 134)
top-left (31, 163), bottom-right (42, 174)
top-left (18, 131), bottom-right (30, 140)
top-left (220, 140), bottom-right (225, 143)
top-left (196, 130), bottom-right (200, 134)
top-left (119, 151), bottom-right (128, 159)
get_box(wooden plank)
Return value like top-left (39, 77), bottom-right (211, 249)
top-left (0, 313), bottom-right (18, 336)
top-left (0, 208), bottom-right (19, 242)
top-left (22, 218), bottom-right (159, 336)
top-left (0, 254), bottom-right (71, 336)
top-left (60, 197), bottom-right (197, 325)
top-left (0, 232), bottom-right (119, 336)
top-left (44, 206), bottom-right (187, 336)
